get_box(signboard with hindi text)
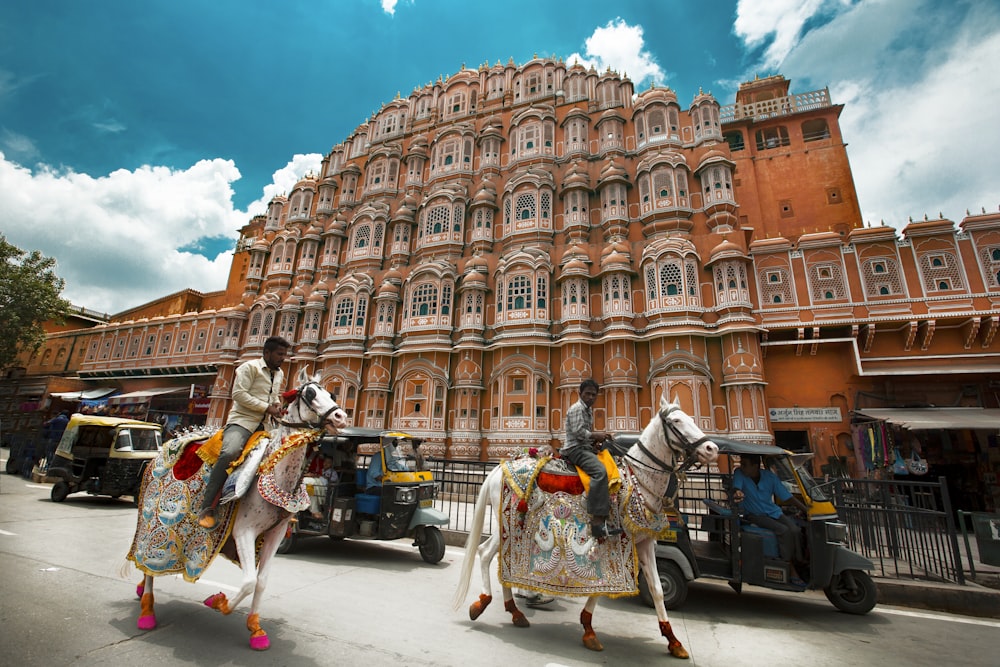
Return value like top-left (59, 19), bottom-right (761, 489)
top-left (768, 407), bottom-right (842, 422)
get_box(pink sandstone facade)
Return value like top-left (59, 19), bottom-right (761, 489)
top-left (7, 60), bottom-right (1000, 509)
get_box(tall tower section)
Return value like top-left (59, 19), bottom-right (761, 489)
top-left (721, 75), bottom-right (863, 240)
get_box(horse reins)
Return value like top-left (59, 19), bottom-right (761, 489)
top-left (276, 382), bottom-right (341, 430)
top-left (624, 405), bottom-right (710, 475)
top-left (271, 381), bottom-right (341, 498)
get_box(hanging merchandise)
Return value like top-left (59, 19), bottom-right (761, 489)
top-left (892, 448), bottom-right (909, 475)
top-left (906, 450), bottom-right (929, 475)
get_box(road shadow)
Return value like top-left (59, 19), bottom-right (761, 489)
top-left (108, 596), bottom-right (321, 666)
top-left (276, 534), bottom-right (453, 573)
top-left (36, 494), bottom-right (138, 511)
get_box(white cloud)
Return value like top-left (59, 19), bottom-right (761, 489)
top-left (381, 0), bottom-right (398, 16)
top-left (734, 0), bottom-right (830, 70)
top-left (245, 153), bottom-right (323, 216)
top-left (566, 18), bottom-right (665, 85)
top-left (773, 0), bottom-right (1000, 227)
top-left (0, 152), bottom-right (321, 315)
top-left (1, 128), bottom-right (39, 161)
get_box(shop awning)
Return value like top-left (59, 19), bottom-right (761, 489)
top-left (855, 408), bottom-right (1000, 430)
top-left (50, 388), bottom-right (118, 400)
top-left (107, 388), bottom-right (188, 403)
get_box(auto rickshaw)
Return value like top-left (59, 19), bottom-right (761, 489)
top-left (46, 414), bottom-right (163, 502)
top-left (638, 440), bottom-right (877, 614)
top-left (278, 428), bottom-right (449, 563)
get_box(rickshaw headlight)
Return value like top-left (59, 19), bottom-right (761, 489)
top-left (395, 487), bottom-right (418, 504)
top-left (826, 521), bottom-right (848, 544)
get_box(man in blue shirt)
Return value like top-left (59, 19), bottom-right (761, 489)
top-left (365, 438), bottom-right (409, 493)
top-left (732, 454), bottom-right (808, 584)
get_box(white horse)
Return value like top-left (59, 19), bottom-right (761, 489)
top-left (453, 396), bottom-right (719, 658)
top-left (125, 369), bottom-right (349, 650)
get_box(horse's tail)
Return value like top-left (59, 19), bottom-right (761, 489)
top-left (117, 556), bottom-right (136, 580)
top-left (451, 465), bottom-right (496, 611)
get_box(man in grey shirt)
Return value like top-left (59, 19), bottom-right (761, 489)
top-left (559, 378), bottom-right (618, 538)
top-left (198, 336), bottom-right (290, 529)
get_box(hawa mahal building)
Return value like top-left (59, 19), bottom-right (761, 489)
top-left (6, 59), bottom-right (1000, 510)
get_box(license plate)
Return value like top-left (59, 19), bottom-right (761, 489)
top-left (661, 529), bottom-right (677, 542)
top-left (419, 499), bottom-right (432, 508)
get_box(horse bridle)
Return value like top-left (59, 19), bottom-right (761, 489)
top-left (277, 382), bottom-right (341, 430)
top-left (628, 405), bottom-right (712, 475)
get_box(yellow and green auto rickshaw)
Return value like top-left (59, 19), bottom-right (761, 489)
top-left (46, 414), bottom-right (162, 502)
top-left (278, 428), bottom-right (448, 563)
top-left (639, 440), bottom-right (877, 614)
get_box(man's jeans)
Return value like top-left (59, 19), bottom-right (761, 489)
top-left (562, 446), bottom-right (610, 518)
top-left (200, 424), bottom-right (252, 512)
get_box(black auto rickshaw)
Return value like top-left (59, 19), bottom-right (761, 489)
top-left (278, 427), bottom-right (449, 563)
top-left (639, 440), bottom-right (877, 614)
top-left (46, 414), bottom-right (163, 502)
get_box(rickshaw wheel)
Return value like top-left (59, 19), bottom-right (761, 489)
top-left (824, 569), bottom-right (877, 614)
top-left (418, 526), bottom-right (445, 564)
top-left (638, 561), bottom-right (688, 610)
top-left (5, 456), bottom-right (18, 475)
top-left (277, 531), bottom-right (297, 555)
top-left (51, 481), bottom-right (70, 503)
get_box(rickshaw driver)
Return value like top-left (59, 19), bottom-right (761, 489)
top-left (198, 336), bottom-right (290, 529)
top-left (365, 438), bottom-right (408, 493)
top-left (732, 454), bottom-right (809, 586)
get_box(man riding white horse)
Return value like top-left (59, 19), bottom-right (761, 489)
top-left (199, 335), bottom-right (289, 529)
top-left (558, 378), bottom-right (620, 539)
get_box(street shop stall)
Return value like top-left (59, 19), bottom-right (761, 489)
top-left (103, 387), bottom-right (209, 433)
top-left (852, 408), bottom-right (1000, 513)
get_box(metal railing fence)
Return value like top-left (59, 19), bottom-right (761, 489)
top-left (830, 476), bottom-right (965, 584)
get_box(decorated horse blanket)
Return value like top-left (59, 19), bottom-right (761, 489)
top-left (127, 433), bottom-right (238, 582)
top-left (126, 430), bottom-right (319, 582)
top-left (497, 456), bottom-right (678, 598)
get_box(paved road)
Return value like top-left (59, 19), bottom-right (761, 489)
top-left (1, 468), bottom-right (997, 666)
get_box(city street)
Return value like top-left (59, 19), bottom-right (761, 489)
top-left (1, 464), bottom-right (997, 666)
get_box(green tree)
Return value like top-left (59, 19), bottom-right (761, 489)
top-left (0, 235), bottom-right (72, 370)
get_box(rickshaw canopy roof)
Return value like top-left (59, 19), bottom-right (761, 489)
top-left (710, 436), bottom-right (789, 457)
top-left (318, 427), bottom-right (418, 450)
top-left (66, 414), bottom-right (162, 430)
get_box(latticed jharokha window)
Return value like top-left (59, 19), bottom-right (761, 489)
top-left (808, 262), bottom-right (847, 301)
top-left (759, 268), bottom-right (795, 305)
top-left (980, 246), bottom-right (1000, 289)
top-left (335, 298), bottom-right (354, 327)
top-left (603, 274), bottom-right (632, 315)
top-left (645, 256), bottom-right (700, 309)
top-left (919, 251), bottom-right (965, 292)
top-left (410, 283), bottom-right (439, 317)
top-left (861, 257), bottom-right (904, 297)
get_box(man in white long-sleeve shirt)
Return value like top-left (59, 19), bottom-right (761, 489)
top-left (198, 336), bottom-right (290, 529)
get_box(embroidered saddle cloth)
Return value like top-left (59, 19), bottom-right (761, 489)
top-left (127, 433), bottom-right (238, 582)
top-left (497, 456), bottom-right (638, 598)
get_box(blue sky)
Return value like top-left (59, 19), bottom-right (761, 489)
top-left (1, 0), bottom-right (997, 314)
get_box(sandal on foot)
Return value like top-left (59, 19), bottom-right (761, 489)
top-left (198, 509), bottom-right (217, 529)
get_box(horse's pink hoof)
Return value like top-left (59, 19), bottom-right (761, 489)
top-left (203, 592), bottom-right (230, 614)
top-left (137, 615), bottom-right (156, 631)
top-left (136, 583), bottom-right (144, 599)
top-left (249, 633), bottom-right (270, 651)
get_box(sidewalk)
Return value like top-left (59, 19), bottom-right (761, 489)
top-left (875, 525), bottom-right (1000, 618)
top-left (876, 576), bottom-right (1000, 619)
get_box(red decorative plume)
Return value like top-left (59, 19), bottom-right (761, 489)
top-left (281, 389), bottom-right (299, 403)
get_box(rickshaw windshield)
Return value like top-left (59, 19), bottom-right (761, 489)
top-left (115, 428), bottom-right (161, 452)
top-left (771, 455), bottom-right (830, 503)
